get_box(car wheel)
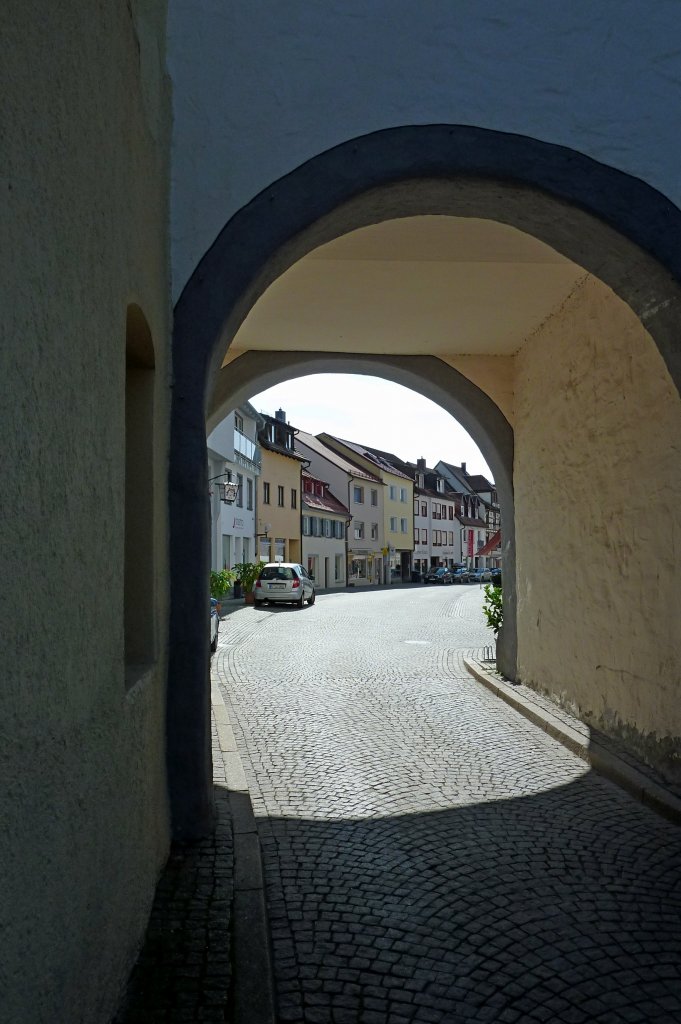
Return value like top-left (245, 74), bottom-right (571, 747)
top-left (308, 591), bottom-right (315, 605)
top-left (296, 592), bottom-right (305, 608)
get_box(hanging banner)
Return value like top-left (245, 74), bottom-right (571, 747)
top-left (467, 531), bottom-right (474, 557)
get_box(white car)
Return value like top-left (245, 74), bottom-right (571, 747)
top-left (254, 562), bottom-right (316, 608)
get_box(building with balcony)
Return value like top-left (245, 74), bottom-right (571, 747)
top-left (207, 403), bottom-right (261, 571)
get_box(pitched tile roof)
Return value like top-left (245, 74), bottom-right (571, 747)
top-left (295, 430), bottom-right (382, 482)
top-left (324, 435), bottom-right (412, 480)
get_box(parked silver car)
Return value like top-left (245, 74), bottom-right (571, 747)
top-left (254, 562), bottom-right (316, 608)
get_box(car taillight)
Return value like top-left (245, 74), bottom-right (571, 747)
top-left (255, 579), bottom-right (262, 588)
top-left (292, 578), bottom-right (300, 588)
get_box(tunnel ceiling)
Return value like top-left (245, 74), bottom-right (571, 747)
top-left (227, 215), bottom-right (587, 361)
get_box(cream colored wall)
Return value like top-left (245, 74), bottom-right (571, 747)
top-left (259, 451), bottom-right (302, 561)
top-left (384, 473), bottom-right (414, 551)
top-left (514, 276), bottom-right (681, 779)
top-left (2, 3), bottom-right (171, 1022)
top-left (443, 356), bottom-right (516, 426)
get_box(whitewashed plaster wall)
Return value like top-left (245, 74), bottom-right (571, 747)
top-left (2, 2), bottom-right (172, 1021)
top-left (167, 0), bottom-right (681, 296)
top-left (514, 275), bottom-right (681, 778)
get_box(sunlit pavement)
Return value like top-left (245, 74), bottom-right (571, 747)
top-left (214, 584), bottom-right (681, 1024)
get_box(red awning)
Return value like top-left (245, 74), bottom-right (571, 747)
top-left (476, 529), bottom-right (501, 558)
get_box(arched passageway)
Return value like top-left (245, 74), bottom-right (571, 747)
top-left (169, 125), bottom-right (681, 840)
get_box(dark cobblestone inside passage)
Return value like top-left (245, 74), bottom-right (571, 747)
top-left (215, 586), bottom-right (681, 1024)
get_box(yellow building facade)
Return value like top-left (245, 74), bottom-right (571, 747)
top-left (257, 413), bottom-right (304, 564)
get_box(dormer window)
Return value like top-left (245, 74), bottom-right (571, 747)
top-left (437, 478), bottom-right (444, 493)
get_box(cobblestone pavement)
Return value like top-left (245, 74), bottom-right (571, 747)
top-left (114, 719), bottom-right (233, 1024)
top-left (214, 584), bottom-right (681, 1024)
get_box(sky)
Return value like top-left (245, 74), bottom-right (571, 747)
top-left (249, 373), bottom-right (494, 480)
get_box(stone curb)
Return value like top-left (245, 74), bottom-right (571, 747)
top-left (463, 657), bottom-right (681, 827)
top-left (211, 685), bottom-right (276, 1024)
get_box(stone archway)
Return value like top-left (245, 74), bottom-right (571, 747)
top-left (208, 347), bottom-right (516, 666)
top-left (168, 125), bottom-right (681, 840)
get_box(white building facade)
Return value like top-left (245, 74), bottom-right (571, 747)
top-left (301, 471), bottom-right (350, 589)
top-left (207, 403), bottom-right (261, 571)
top-left (296, 430), bottom-right (385, 586)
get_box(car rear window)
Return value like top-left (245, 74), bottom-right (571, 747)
top-left (259, 566), bottom-right (295, 581)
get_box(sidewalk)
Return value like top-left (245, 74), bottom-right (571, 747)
top-left (114, 674), bottom-right (275, 1024)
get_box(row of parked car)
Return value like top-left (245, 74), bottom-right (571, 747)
top-left (423, 566), bottom-right (501, 585)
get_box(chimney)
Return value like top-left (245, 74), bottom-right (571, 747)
top-left (275, 408), bottom-right (286, 422)
top-left (461, 462), bottom-right (467, 473)
top-left (417, 457), bottom-right (426, 470)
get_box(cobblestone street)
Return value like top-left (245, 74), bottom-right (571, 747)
top-left (214, 584), bottom-right (681, 1024)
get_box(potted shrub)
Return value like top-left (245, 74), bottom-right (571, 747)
top-left (231, 561), bottom-right (262, 604)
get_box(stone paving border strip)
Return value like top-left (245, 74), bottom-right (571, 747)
top-left (464, 657), bottom-right (681, 826)
top-left (211, 682), bottom-right (276, 1024)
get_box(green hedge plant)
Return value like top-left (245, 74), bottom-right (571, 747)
top-left (210, 568), bottom-right (235, 600)
top-left (482, 583), bottom-right (503, 637)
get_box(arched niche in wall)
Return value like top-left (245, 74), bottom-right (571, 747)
top-left (125, 303), bottom-right (156, 686)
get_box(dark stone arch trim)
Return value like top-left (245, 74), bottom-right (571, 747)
top-left (169, 125), bottom-right (681, 839)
